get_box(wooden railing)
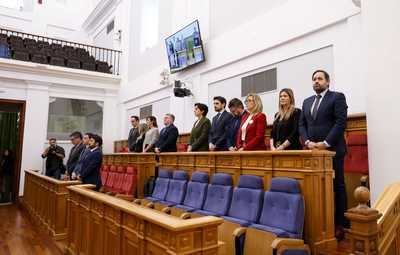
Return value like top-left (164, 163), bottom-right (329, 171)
top-left (345, 183), bottom-right (400, 255)
top-left (66, 185), bottom-right (223, 255)
top-left (21, 170), bottom-right (81, 240)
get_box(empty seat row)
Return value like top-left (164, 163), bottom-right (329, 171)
top-left (100, 165), bottom-right (137, 197)
top-left (140, 170), bottom-right (304, 237)
top-left (137, 170), bottom-right (308, 254)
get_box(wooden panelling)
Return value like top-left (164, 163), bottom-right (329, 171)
top-left (158, 150), bottom-right (336, 254)
top-left (20, 170), bottom-right (81, 241)
top-left (66, 185), bottom-right (223, 255)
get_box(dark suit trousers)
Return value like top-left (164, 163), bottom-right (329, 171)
top-left (333, 155), bottom-right (348, 227)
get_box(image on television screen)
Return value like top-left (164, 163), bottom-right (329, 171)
top-left (165, 20), bottom-right (205, 73)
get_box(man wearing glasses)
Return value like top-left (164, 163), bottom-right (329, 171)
top-left (65, 131), bottom-right (85, 179)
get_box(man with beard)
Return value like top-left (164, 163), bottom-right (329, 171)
top-left (299, 70), bottom-right (348, 241)
top-left (78, 134), bottom-right (103, 190)
top-left (208, 96), bottom-right (232, 151)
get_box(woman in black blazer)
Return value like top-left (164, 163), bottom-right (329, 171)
top-left (270, 88), bottom-right (302, 150)
top-left (188, 103), bottom-right (211, 151)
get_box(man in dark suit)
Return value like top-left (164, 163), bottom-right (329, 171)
top-left (78, 134), bottom-right (103, 190)
top-left (66, 131), bottom-right (85, 178)
top-left (227, 98), bottom-right (246, 151)
top-left (209, 96), bottom-right (233, 151)
top-left (71, 132), bottom-right (92, 179)
top-left (299, 70), bottom-right (348, 240)
top-left (155, 114), bottom-right (179, 153)
top-left (128, 116), bottom-right (140, 152)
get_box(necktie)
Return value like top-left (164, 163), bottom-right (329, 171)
top-left (312, 95), bottom-right (322, 120)
top-left (215, 112), bottom-right (221, 122)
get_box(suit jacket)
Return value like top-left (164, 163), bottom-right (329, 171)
top-left (226, 111), bottom-right (247, 149)
top-left (128, 127), bottom-right (139, 152)
top-left (236, 112), bottom-right (267, 150)
top-left (66, 143), bottom-right (85, 175)
top-left (299, 90), bottom-right (348, 156)
top-left (208, 110), bottom-right (233, 150)
top-left (80, 147), bottom-right (103, 189)
top-left (155, 124), bottom-right (179, 152)
top-left (189, 117), bottom-right (211, 151)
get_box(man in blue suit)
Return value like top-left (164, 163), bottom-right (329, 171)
top-left (299, 70), bottom-right (348, 241)
top-left (78, 134), bottom-right (103, 190)
top-left (155, 113), bottom-right (179, 153)
top-left (209, 96), bottom-right (233, 151)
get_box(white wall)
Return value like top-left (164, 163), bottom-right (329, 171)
top-left (118, 0), bottom-right (363, 136)
top-left (0, 60), bottom-right (120, 195)
top-left (0, 0), bottom-right (93, 43)
top-left (363, 0), bottom-right (400, 202)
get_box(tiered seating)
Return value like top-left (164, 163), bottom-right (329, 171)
top-left (134, 171), bottom-right (309, 254)
top-left (0, 33), bottom-right (113, 73)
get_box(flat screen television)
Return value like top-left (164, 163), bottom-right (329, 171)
top-left (165, 20), bottom-right (205, 73)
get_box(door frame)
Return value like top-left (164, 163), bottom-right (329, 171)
top-left (0, 98), bottom-right (26, 202)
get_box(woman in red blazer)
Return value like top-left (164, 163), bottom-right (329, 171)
top-left (236, 93), bottom-right (267, 151)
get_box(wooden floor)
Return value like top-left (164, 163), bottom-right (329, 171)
top-left (0, 204), bottom-right (63, 255)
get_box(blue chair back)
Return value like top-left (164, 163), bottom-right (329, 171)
top-left (259, 177), bottom-right (304, 239)
top-left (182, 171), bottom-right (209, 209)
top-left (151, 169), bottom-right (172, 200)
top-left (0, 43), bottom-right (10, 59)
top-left (202, 173), bottom-right (233, 216)
top-left (164, 170), bottom-right (188, 204)
top-left (226, 175), bottom-right (264, 223)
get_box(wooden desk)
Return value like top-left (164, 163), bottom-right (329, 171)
top-left (158, 150), bottom-right (337, 254)
top-left (21, 170), bottom-right (81, 240)
top-left (66, 185), bottom-right (223, 255)
top-left (102, 153), bottom-right (156, 198)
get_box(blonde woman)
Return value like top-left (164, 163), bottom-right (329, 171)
top-left (235, 93), bottom-right (267, 151)
top-left (134, 123), bottom-right (148, 152)
top-left (270, 88), bottom-right (302, 150)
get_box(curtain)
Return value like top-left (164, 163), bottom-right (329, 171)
top-left (0, 112), bottom-right (18, 152)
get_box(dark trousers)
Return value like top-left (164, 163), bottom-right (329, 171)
top-left (46, 168), bottom-right (61, 179)
top-left (333, 155), bottom-right (348, 227)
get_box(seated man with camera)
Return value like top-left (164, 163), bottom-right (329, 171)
top-left (41, 138), bottom-right (65, 179)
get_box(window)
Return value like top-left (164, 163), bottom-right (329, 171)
top-left (241, 68), bottom-right (277, 96)
top-left (139, 0), bottom-right (159, 52)
top-left (47, 98), bottom-right (103, 140)
top-left (139, 105), bottom-right (152, 120)
top-left (0, 0), bottom-right (23, 10)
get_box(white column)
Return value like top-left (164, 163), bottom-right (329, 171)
top-left (363, 0), bottom-right (400, 201)
top-left (102, 91), bottom-right (119, 153)
top-left (19, 83), bottom-right (50, 195)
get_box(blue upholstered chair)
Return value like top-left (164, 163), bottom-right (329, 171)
top-left (194, 173), bottom-right (233, 216)
top-left (222, 175), bottom-right (264, 226)
top-left (175, 171), bottom-right (209, 212)
top-left (144, 169), bottom-right (172, 202)
top-left (157, 170), bottom-right (188, 207)
top-left (250, 177), bottom-right (304, 238)
top-left (234, 177), bottom-right (309, 255)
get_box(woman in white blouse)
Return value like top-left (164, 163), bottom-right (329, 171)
top-left (143, 116), bottom-right (160, 152)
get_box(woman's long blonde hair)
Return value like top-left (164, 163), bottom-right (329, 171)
top-left (245, 93), bottom-right (263, 114)
top-left (276, 88), bottom-right (296, 121)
